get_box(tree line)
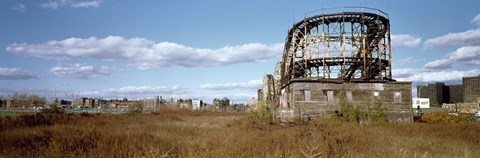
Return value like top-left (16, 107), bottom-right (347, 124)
top-left (0, 92), bottom-right (47, 108)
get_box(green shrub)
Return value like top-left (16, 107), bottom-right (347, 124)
top-left (244, 102), bottom-right (272, 126)
top-left (340, 100), bottom-right (359, 122)
top-left (367, 102), bottom-right (387, 122)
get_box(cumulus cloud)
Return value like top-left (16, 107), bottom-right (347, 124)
top-left (447, 46), bottom-right (480, 65)
top-left (424, 29), bottom-right (480, 48)
top-left (422, 46), bottom-right (480, 69)
top-left (6, 36), bottom-right (283, 70)
top-left (199, 80), bottom-right (262, 90)
top-left (391, 34), bottom-right (421, 48)
top-left (50, 63), bottom-right (114, 79)
top-left (472, 13), bottom-right (480, 26)
top-left (10, 4), bottom-right (27, 12)
top-left (0, 67), bottom-right (37, 80)
top-left (393, 68), bottom-right (428, 79)
top-left (80, 85), bottom-right (187, 98)
top-left (40, 0), bottom-right (102, 10)
top-left (423, 59), bottom-right (452, 69)
top-left (395, 69), bottom-right (480, 83)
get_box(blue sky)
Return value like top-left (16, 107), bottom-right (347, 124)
top-left (1, 0), bottom-right (480, 103)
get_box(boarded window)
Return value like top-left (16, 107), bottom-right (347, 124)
top-left (295, 90), bottom-right (304, 101)
top-left (327, 91), bottom-right (334, 101)
top-left (346, 91), bottom-right (353, 101)
top-left (304, 90), bottom-right (311, 101)
top-left (394, 92), bottom-right (402, 103)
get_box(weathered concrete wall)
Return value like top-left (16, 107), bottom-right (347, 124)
top-left (278, 81), bottom-right (412, 122)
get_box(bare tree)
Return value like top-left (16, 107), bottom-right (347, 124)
top-left (28, 94), bottom-right (47, 106)
top-left (8, 91), bottom-right (28, 108)
top-left (7, 91), bottom-right (46, 107)
top-left (65, 90), bottom-right (80, 108)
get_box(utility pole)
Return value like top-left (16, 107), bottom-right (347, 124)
top-left (31, 89), bottom-right (35, 107)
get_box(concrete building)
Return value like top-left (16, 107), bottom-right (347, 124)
top-left (417, 76), bottom-right (480, 107)
top-left (108, 99), bottom-right (139, 108)
top-left (447, 85), bottom-right (463, 103)
top-left (280, 81), bottom-right (412, 120)
top-left (142, 96), bottom-right (161, 110)
top-left (417, 82), bottom-right (448, 107)
top-left (75, 98), bottom-right (105, 108)
top-left (463, 76), bottom-right (480, 103)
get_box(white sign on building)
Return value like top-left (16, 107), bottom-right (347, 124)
top-left (412, 98), bottom-right (430, 108)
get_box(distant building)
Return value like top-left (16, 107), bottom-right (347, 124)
top-left (418, 75), bottom-right (480, 107)
top-left (463, 76), bottom-right (480, 103)
top-left (142, 96), bottom-right (161, 110)
top-left (75, 98), bottom-right (104, 108)
top-left (177, 99), bottom-right (192, 108)
top-left (417, 82), bottom-right (448, 107)
top-left (108, 99), bottom-right (138, 108)
top-left (192, 99), bottom-right (200, 110)
top-left (447, 85), bottom-right (463, 103)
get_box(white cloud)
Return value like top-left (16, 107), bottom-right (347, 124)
top-left (200, 80), bottom-right (262, 90)
top-left (424, 29), bottom-right (480, 48)
top-left (40, 1), bottom-right (61, 10)
top-left (10, 4), bottom-right (27, 12)
top-left (393, 68), bottom-right (428, 79)
top-left (40, 0), bottom-right (102, 10)
top-left (472, 13), bottom-right (480, 26)
top-left (0, 67), bottom-right (37, 80)
top-left (423, 59), bottom-right (452, 69)
top-left (396, 69), bottom-right (480, 82)
top-left (6, 36), bottom-right (283, 70)
top-left (422, 46), bottom-right (480, 69)
top-left (447, 46), bottom-right (480, 65)
top-left (71, 1), bottom-right (101, 8)
top-left (80, 85), bottom-right (187, 98)
top-left (50, 63), bottom-right (114, 79)
top-left (391, 34), bottom-right (421, 48)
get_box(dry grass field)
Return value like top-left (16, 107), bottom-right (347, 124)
top-left (1, 108), bottom-right (479, 158)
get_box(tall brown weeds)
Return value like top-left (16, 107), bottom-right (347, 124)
top-left (1, 110), bottom-right (479, 157)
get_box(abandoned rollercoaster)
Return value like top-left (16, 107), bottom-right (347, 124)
top-left (280, 7), bottom-right (393, 88)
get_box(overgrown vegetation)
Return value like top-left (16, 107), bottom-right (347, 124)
top-left (367, 102), bottom-right (387, 122)
top-left (5, 91), bottom-right (47, 107)
top-left (244, 102), bottom-right (272, 126)
top-left (419, 112), bottom-right (471, 124)
top-left (1, 109), bottom-right (479, 157)
top-left (339, 100), bottom-right (359, 122)
top-left (338, 98), bottom-right (387, 123)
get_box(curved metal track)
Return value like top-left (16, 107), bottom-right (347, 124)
top-left (280, 10), bottom-right (393, 88)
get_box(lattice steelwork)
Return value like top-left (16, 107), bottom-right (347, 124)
top-left (280, 7), bottom-right (392, 88)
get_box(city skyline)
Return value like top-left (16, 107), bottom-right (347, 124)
top-left (1, 0), bottom-right (480, 103)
